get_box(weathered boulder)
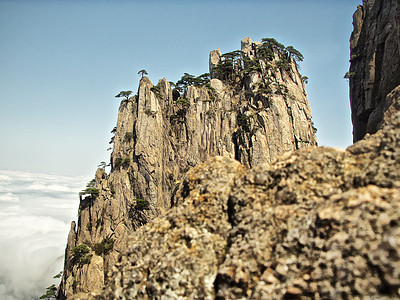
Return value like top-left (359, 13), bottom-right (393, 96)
top-left (100, 110), bottom-right (400, 299)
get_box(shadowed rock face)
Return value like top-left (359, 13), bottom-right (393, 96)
top-left (349, 0), bottom-right (400, 141)
top-left (57, 38), bottom-right (317, 299)
top-left (98, 109), bottom-right (400, 300)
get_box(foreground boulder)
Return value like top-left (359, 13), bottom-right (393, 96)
top-left (90, 109), bottom-right (400, 299)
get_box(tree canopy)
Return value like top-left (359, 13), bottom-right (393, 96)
top-left (115, 90), bottom-right (132, 100)
top-left (175, 73), bottom-right (211, 92)
top-left (138, 69), bottom-right (148, 78)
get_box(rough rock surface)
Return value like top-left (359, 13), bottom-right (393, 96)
top-left (58, 38), bottom-right (317, 298)
top-left (99, 109), bottom-right (400, 300)
top-left (349, 0), bottom-right (400, 141)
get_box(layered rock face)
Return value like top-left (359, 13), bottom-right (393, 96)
top-left (349, 0), bottom-right (400, 141)
top-left (58, 38), bottom-right (317, 298)
top-left (100, 108), bottom-right (400, 299)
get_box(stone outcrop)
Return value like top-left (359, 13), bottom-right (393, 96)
top-left (349, 0), bottom-right (400, 141)
top-left (100, 108), bottom-right (400, 299)
top-left (57, 37), bottom-right (317, 298)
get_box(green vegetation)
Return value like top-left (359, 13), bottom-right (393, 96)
top-left (275, 83), bottom-right (289, 95)
top-left (39, 284), bottom-right (57, 299)
top-left (350, 53), bottom-right (361, 61)
top-left (170, 72), bottom-right (216, 117)
top-left (344, 71), bottom-right (356, 79)
top-left (133, 198), bottom-right (149, 210)
top-left (242, 57), bottom-right (262, 73)
top-left (72, 280), bottom-right (78, 293)
top-left (115, 90), bottom-right (132, 100)
top-left (286, 45), bottom-right (304, 62)
top-left (276, 58), bottom-right (290, 71)
top-left (259, 37), bottom-right (285, 60)
top-left (312, 121), bottom-right (318, 134)
top-left (71, 244), bottom-right (92, 266)
top-left (175, 72), bottom-right (211, 91)
top-left (79, 179), bottom-right (99, 198)
top-left (170, 109), bottom-right (186, 125)
top-left (237, 113), bottom-right (251, 132)
top-left (93, 237), bottom-right (114, 256)
top-left (96, 218), bottom-right (102, 229)
top-left (114, 157), bottom-right (131, 168)
top-left (212, 50), bottom-right (243, 81)
top-left (145, 109), bottom-right (157, 116)
top-left (211, 38), bottom-right (305, 85)
top-left (114, 157), bottom-right (123, 168)
top-left (128, 198), bottom-right (156, 229)
top-left (138, 69), bottom-right (148, 78)
top-left (150, 85), bottom-right (162, 98)
top-left (257, 82), bottom-right (273, 95)
top-left (97, 161), bottom-right (110, 169)
top-left (86, 220), bottom-right (92, 232)
top-left (125, 132), bottom-right (134, 141)
top-left (176, 98), bottom-right (190, 107)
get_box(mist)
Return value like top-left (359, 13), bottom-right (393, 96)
top-left (0, 170), bottom-right (89, 299)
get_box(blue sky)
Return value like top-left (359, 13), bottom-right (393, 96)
top-left (0, 0), bottom-right (362, 298)
top-left (0, 0), bottom-right (362, 176)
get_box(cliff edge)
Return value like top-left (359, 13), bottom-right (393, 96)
top-left (349, 0), bottom-right (400, 141)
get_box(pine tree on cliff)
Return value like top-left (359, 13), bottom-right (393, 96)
top-left (138, 69), bottom-right (148, 79)
top-left (115, 91), bottom-right (132, 100)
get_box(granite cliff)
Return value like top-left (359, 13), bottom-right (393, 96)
top-left (58, 37), bottom-right (317, 299)
top-left (349, 0), bottom-right (400, 141)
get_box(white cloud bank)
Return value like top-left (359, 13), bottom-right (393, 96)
top-left (0, 170), bottom-right (89, 299)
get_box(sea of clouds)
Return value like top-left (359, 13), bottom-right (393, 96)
top-left (0, 170), bottom-right (89, 299)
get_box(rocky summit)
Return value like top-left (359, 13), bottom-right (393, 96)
top-left (58, 36), bottom-right (316, 299)
top-left (57, 0), bottom-right (400, 299)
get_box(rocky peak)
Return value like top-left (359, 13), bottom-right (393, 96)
top-left (57, 37), bottom-right (317, 298)
top-left (53, 2), bottom-right (400, 297)
top-left (209, 48), bottom-right (221, 78)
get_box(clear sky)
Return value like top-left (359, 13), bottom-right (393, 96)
top-left (0, 1), bottom-right (362, 298)
top-left (0, 0), bottom-right (362, 177)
